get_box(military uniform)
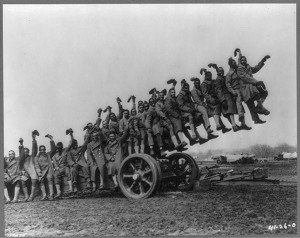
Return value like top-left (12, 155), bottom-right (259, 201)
top-left (67, 138), bottom-right (91, 185)
top-left (190, 86), bottom-right (211, 129)
top-left (201, 79), bottom-right (221, 117)
top-left (237, 61), bottom-right (265, 121)
top-left (104, 129), bottom-right (128, 175)
top-left (4, 157), bottom-right (21, 186)
top-left (226, 68), bottom-right (245, 119)
top-left (214, 75), bottom-right (238, 115)
top-left (52, 142), bottom-right (72, 185)
top-left (33, 141), bottom-right (56, 183)
top-left (164, 93), bottom-right (183, 134)
top-left (86, 131), bottom-right (108, 183)
top-left (18, 140), bottom-right (38, 181)
top-left (145, 105), bottom-right (162, 147)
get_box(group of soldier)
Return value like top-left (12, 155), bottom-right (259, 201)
top-left (4, 48), bottom-right (271, 203)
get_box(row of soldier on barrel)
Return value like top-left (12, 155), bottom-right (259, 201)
top-left (4, 48), bottom-right (271, 203)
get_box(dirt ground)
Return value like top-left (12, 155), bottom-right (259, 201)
top-left (5, 161), bottom-right (297, 237)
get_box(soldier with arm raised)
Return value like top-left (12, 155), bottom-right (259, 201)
top-left (226, 57), bottom-right (252, 130)
top-left (33, 134), bottom-right (56, 201)
top-left (50, 133), bottom-right (73, 198)
top-left (67, 129), bottom-right (91, 193)
top-left (18, 130), bottom-right (39, 202)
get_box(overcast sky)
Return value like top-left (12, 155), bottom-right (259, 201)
top-left (3, 4), bottom-right (297, 156)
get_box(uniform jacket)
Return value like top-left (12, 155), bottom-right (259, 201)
top-left (164, 94), bottom-right (181, 118)
top-left (87, 130), bottom-right (108, 168)
top-left (33, 140), bottom-right (56, 180)
top-left (19, 139), bottom-right (38, 180)
top-left (67, 138), bottom-right (89, 168)
top-left (201, 79), bottom-right (219, 104)
top-left (145, 105), bottom-right (162, 135)
top-left (226, 68), bottom-right (240, 94)
top-left (176, 89), bottom-right (195, 113)
top-left (52, 140), bottom-right (72, 170)
top-left (155, 100), bottom-right (168, 120)
top-left (137, 111), bottom-right (147, 128)
top-left (104, 129), bottom-right (128, 167)
top-left (237, 62), bottom-right (264, 102)
top-left (190, 86), bottom-right (206, 107)
top-left (4, 156), bottom-right (21, 183)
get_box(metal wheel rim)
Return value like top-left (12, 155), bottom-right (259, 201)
top-left (118, 154), bottom-right (159, 199)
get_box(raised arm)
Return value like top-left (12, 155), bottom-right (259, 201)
top-left (251, 61), bottom-right (265, 74)
top-left (45, 134), bottom-right (56, 158)
top-left (131, 96), bottom-right (136, 111)
top-left (18, 138), bottom-right (26, 170)
top-left (94, 108), bottom-right (103, 128)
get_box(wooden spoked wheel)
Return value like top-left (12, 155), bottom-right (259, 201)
top-left (167, 153), bottom-right (199, 191)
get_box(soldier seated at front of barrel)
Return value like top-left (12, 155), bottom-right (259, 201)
top-left (235, 49), bottom-right (270, 123)
top-left (4, 150), bottom-right (22, 204)
top-left (104, 128), bottom-right (129, 190)
top-left (18, 132), bottom-right (39, 202)
top-left (67, 130), bottom-right (92, 194)
top-left (225, 57), bottom-right (252, 130)
top-left (33, 136), bottom-right (56, 201)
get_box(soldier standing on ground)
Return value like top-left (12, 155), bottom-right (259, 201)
top-left (33, 135), bottom-right (56, 201)
top-left (18, 131), bottom-right (38, 202)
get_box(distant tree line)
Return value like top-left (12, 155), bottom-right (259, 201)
top-left (195, 143), bottom-right (297, 159)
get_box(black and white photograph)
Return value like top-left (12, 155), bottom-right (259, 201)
top-left (3, 3), bottom-right (297, 237)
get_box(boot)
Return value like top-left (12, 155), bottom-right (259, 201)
top-left (4, 187), bottom-right (11, 203)
top-left (171, 136), bottom-right (180, 149)
top-left (140, 144), bottom-right (145, 154)
top-left (65, 181), bottom-right (73, 194)
top-left (86, 179), bottom-right (92, 189)
top-left (48, 183), bottom-right (54, 201)
top-left (54, 184), bottom-right (61, 199)
top-left (40, 183), bottom-right (48, 201)
top-left (207, 133), bottom-right (218, 140)
top-left (27, 180), bottom-right (37, 202)
top-left (22, 184), bottom-right (30, 202)
top-left (150, 147), bottom-right (155, 156)
top-left (12, 183), bottom-right (21, 203)
top-left (134, 146), bottom-right (139, 154)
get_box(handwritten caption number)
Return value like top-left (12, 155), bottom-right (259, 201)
top-left (268, 223), bottom-right (296, 231)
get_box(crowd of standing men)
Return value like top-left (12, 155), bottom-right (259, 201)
top-left (4, 49), bottom-right (271, 203)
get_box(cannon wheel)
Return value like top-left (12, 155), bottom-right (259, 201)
top-left (167, 153), bottom-right (199, 191)
top-left (118, 154), bottom-right (161, 199)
